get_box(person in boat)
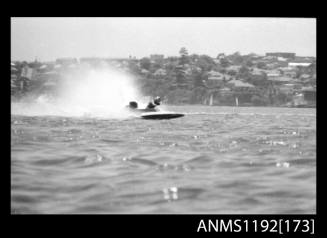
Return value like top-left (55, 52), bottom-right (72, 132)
top-left (127, 97), bottom-right (161, 112)
top-left (146, 96), bottom-right (161, 109)
top-left (127, 101), bottom-right (138, 109)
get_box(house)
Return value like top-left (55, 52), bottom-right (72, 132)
top-left (184, 68), bottom-right (192, 76)
top-left (275, 61), bottom-right (289, 67)
top-left (11, 66), bottom-right (18, 72)
top-left (300, 74), bottom-right (311, 80)
top-left (292, 93), bottom-right (306, 106)
top-left (227, 79), bottom-right (255, 89)
top-left (20, 64), bottom-right (36, 80)
top-left (227, 65), bottom-right (242, 72)
top-left (11, 63), bottom-right (19, 86)
top-left (262, 56), bottom-right (277, 62)
top-left (153, 69), bottom-right (167, 77)
top-left (288, 62), bottom-right (312, 68)
top-left (36, 71), bottom-right (60, 80)
top-left (252, 68), bottom-right (268, 76)
top-left (266, 70), bottom-right (281, 78)
top-left (226, 80), bottom-right (256, 104)
top-left (190, 65), bottom-right (202, 73)
top-left (277, 57), bottom-right (288, 62)
top-left (302, 86), bottom-right (316, 102)
top-left (292, 86), bottom-right (316, 107)
top-left (141, 69), bottom-right (149, 75)
top-left (11, 74), bottom-right (18, 85)
top-left (37, 64), bottom-right (52, 73)
top-left (266, 62), bottom-right (279, 69)
top-left (204, 71), bottom-right (230, 88)
top-left (294, 56), bottom-right (315, 63)
top-left (279, 83), bottom-right (300, 94)
top-left (207, 70), bottom-right (223, 78)
top-left (279, 67), bottom-right (297, 78)
top-left (217, 53), bottom-right (226, 59)
top-left (39, 64), bottom-right (47, 70)
top-left (248, 53), bottom-right (262, 59)
top-left (266, 52), bottom-right (296, 59)
top-left (11, 75), bottom-right (18, 93)
top-left (267, 76), bottom-right (294, 85)
top-left (209, 71), bottom-right (231, 80)
top-left (218, 87), bottom-right (232, 96)
top-left (205, 76), bottom-right (224, 88)
top-left (284, 71), bottom-right (297, 78)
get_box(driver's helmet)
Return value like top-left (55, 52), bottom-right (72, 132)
top-left (129, 101), bottom-right (138, 109)
top-left (153, 96), bottom-right (161, 105)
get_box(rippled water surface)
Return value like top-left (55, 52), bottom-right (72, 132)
top-left (11, 106), bottom-right (316, 214)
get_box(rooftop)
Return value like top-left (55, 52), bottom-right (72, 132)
top-left (228, 79), bottom-right (254, 88)
top-left (267, 76), bottom-right (294, 82)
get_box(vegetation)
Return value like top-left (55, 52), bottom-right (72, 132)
top-left (11, 48), bottom-right (316, 107)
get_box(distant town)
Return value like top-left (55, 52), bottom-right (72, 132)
top-left (11, 48), bottom-right (316, 107)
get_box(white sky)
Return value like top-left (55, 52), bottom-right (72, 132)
top-left (11, 17), bottom-right (316, 62)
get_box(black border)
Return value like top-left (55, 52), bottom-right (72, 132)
top-left (8, 16), bottom-right (320, 237)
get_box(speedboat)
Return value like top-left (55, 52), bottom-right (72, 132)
top-left (126, 99), bottom-right (184, 119)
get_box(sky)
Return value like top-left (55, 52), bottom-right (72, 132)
top-left (11, 17), bottom-right (316, 62)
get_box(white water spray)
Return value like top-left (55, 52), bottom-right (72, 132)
top-left (11, 67), bottom-right (146, 118)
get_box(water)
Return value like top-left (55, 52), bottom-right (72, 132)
top-left (11, 106), bottom-right (316, 214)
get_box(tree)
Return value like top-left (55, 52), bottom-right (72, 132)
top-left (152, 62), bottom-right (162, 72)
top-left (239, 66), bottom-right (250, 75)
top-left (175, 65), bottom-right (186, 84)
top-left (220, 68), bottom-right (227, 74)
top-left (251, 95), bottom-right (267, 106)
top-left (179, 47), bottom-right (188, 57)
top-left (128, 60), bottom-right (140, 74)
top-left (227, 69), bottom-right (237, 76)
top-left (307, 63), bottom-right (316, 75)
top-left (219, 58), bottom-right (230, 68)
top-left (250, 73), bottom-right (268, 87)
top-left (192, 70), bottom-right (205, 87)
top-left (179, 47), bottom-right (189, 65)
top-left (238, 66), bottom-right (252, 82)
top-left (197, 55), bottom-right (215, 71)
top-left (140, 57), bottom-right (151, 70)
top-left (190, 86), bottom-right (207, 104)
top-left (228, 52), bottom-right (244, 65)
top-left (234, 55), bottom-right (244, 65)
top-left (245, 60), bottom-right (254, 67)
top-left (257, 62), bottom-right (267, 69)
top-left (217, 53), bottom-right (225, 59)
